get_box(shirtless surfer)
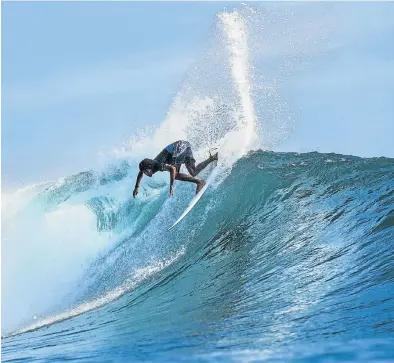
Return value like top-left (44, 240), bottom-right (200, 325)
top-left (133, 140), bottom-right (218, 198)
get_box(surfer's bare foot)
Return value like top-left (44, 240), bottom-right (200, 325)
top-left (196, 180), bottom-right (206, 194)
top-left (209, 149), bottom-right (218, 161)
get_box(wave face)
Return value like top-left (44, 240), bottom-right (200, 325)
top-left (2, 151), bottom-right (394, 362)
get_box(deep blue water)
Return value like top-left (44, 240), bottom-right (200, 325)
top-left (2, 151), bottom-right (394, 362)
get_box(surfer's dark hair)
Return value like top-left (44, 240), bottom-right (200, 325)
top-left (139, 158), bottom-right (163, 172)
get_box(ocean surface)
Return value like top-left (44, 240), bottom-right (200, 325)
top-left (2, 151), bottom-right (394, 362)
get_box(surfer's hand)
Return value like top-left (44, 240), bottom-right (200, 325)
top-left (133, 188), bottom-right (138, 198)
top-left (169, 185), bottom-right (174, 197)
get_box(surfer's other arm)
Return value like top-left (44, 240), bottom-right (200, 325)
top-left (133, 171), bottom-right (144, 198)
top-left (163, 164), bottom-right (176, 197)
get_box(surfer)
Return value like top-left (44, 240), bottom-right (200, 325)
top-left (133, 140), bottom-right (218, 198)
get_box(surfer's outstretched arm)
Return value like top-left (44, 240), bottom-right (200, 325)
top-left (163, 164), bottom-right (176, 197)
top-left (133, 171), bottom-right (144, 198)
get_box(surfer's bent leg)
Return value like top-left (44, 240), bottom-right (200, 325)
top-left (185, 155), bottom-right (216, 177)
top-left (175, 173), bottom-right (206, 195)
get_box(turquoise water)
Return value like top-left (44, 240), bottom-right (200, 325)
top-left (2, 151), bottom-right (394, 362)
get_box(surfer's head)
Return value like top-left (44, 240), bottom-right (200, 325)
top-left (139, 158), bottom-right (160, 177)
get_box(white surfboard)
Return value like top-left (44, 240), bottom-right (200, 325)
top-left (167, 168), bottom-right (217, 231)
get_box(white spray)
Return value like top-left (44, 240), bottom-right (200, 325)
top-left (219, 10), bottom-right (259, 156)
top-left (111, 9), bottom-right (260, 167)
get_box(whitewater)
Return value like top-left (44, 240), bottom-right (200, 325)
top-left (2, 5), bottom-right (394, 363)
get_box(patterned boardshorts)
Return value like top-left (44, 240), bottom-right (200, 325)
top-left (154, 140), bottom-right (195, 166)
